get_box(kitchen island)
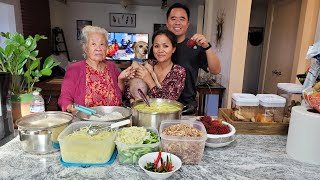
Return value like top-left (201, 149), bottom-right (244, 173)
top-left (0, 134), bottom-right (319, 180)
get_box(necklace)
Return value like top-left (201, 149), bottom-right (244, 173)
top-left (155, 62), bottom-right (173, 79)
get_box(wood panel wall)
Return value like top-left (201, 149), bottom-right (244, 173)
top-left (20, 0), bottom-right (51, 58)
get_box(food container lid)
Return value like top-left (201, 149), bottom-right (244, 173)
top-left (256, 94), bottom-right (286, 107)
top-left (16, 112), bottom-right (73, 130)
top-left (159, 120), bottom-right (207, 142)
top-left (277, 83), bottom-right (303, 94)
top-left (232, 93), bottom-right (259, 106)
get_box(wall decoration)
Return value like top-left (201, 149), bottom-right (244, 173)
top-left (153, 24), bottom-right (167, 33)
top-left (76, 20), bottom-right (92, 40)
top-left (215, 9), bottom-right (226, 49)
top-left (110, 13), bottom-right (136, 27)
top-left (248, 27), bottom-right (264, 46)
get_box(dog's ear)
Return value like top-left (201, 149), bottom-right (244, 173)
top-left (132, 42), bottom-right (137, 50)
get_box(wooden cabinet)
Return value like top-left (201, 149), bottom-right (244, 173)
top-left (35, 77), bottom-right (63, 111)
top-left (197, 83), bottom-right (226, 116)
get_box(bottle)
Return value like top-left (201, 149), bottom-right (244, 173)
top-left (30, 91), bottom-right (45, 113)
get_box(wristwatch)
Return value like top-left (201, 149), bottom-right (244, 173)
top-left (203, 43), bottom-right (212, 51)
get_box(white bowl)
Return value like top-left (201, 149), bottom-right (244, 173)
top-left (205, 121), bottom-right (236, 148)
top-left (138, 152), bottom-right (182, 180)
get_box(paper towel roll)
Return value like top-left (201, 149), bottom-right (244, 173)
top-left (286, 106), bottom-right (320, 165)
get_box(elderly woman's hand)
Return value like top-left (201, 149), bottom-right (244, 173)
top-left (119, 66), bottom-right (135, 80)
top-left (66, 104), bottom-right (78, 115)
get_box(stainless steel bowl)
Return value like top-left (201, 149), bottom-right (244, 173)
top-left (131, 98), bottom-right (183, 130)
top-left (76, 106), bottom-right (132, 122)
top-left (16, 111), bottom-right (73, 154)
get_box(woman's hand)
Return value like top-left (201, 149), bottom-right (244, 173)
top-left (66, 104), bottom-right (78, 115)
top-left (135, 65), bottom-right (153, 82)
top-left (119, 66), bottom-right (135, 81)
top-left (135, 64), bottom-right (156, 89)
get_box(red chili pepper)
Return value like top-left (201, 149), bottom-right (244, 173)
top-left (168, 154), bottom-right (174, 172)
top-left (153, 151), bottom-right (162, 168)
top-left (158, 157), bottom-right (164, 172)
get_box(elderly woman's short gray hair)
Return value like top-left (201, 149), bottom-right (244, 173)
top-left (80, 25), bottom-right (108, 58)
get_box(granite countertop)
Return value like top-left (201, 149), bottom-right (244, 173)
top-left (0, 134), bottom-right (319, 180)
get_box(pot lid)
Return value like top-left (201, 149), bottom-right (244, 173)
top-left (16, 112), bottom-right (73, 130)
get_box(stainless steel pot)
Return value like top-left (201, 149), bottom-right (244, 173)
top-left (131, 98), bottom-right (183, 130)
top-left (16, 111), bottom-right (73, 154)
top-left (19, 129), bottom-right (54, 154)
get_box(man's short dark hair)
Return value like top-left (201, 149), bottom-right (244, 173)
top-left (166, 3), bottom-right (190, 20)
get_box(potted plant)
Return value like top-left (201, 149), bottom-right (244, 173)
top-left (0, 32), bottom-right (60, 124)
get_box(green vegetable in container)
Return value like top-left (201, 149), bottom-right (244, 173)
top-left (116, 126), bottom-right (160, 164)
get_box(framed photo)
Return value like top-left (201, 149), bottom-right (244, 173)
top-left (110, 13), bottom-right (136, 27)
top-left (153, 24), bottom-right (167, 33)
top-left (77, 20), bottom-right (92, 40)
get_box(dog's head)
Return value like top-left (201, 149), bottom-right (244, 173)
top-left (133, 41), bottom-right (148, 59)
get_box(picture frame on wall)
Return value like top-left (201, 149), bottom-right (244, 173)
top-left (110, 13), bottom-right (136, 27)
top-left (153, 24), bottom-right (167, 33)
top-left (77, 20), bottom-right (92, 40)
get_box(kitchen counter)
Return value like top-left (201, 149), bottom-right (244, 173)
top-left (0, 134), bottom-right (319, 180)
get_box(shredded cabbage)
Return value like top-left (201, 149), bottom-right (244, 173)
top-left (116, 126), bottom-right (151, 144)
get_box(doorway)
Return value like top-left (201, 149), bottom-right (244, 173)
top-left (243, 0), bottom-right (301, 94)
top-left (261, 0), bottom-right (301, 94)
top-left (242, 0), bottom-right (268, 94)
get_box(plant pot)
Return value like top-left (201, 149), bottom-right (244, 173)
top-left (0, 72), bottom-right (14, 140)
top-left (11, 93), bottom-right (33, 129)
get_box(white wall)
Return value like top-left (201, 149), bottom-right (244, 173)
top-left (49, 0), bottom-right (199, 60)
top-left (0, 0), bottom-right (22, 34)
top-left (0, 2), bottom-right (16, 49)
top-left (209, 0), bottom-right (237, 106)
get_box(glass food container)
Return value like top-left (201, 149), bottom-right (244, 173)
top-left (277, 83), bottom-right (303, 119)
top-left (256, 94), bottom-right (286, 123)
top-left (231, 93), bottom-right (259, 122)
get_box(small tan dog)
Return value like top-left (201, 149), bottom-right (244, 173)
top-left (128, 41), bottom-right (161, 102)
top-left (133, 41), bottom-right (148, 59)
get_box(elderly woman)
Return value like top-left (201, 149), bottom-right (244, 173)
top-left (58, 25), bottom-right (131, 114)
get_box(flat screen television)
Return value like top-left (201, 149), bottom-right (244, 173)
top-left (106, 32), bottom-right (149, 60)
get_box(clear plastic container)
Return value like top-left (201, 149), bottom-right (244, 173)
top-left (30, 91), bottom-right (45, 113)
top-left (277, 83), bottom-right (303, 118)
top-left (57, 121), bottom-right (117, 164)
top-left (115, 127), bottom-right (160, 164)
top-left (256, 94), bottom-right (286, 123)
top-left (160, 120), bottom-right (207, 164)
top-left (231, 93), bottom-right (259, 122)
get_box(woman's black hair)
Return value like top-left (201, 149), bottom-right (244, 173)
top-left (152, 28), bottom-right (177, 48)
top-left (166, 3), bottom-right (190, 20)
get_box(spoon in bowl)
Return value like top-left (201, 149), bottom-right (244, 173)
top-left (87, 119), bottom-right (131, 136)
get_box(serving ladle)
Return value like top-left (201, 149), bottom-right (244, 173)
top-left (138, 88), bottom-right (150, 107)
top-left (87, 119), bottom-right (131, 136)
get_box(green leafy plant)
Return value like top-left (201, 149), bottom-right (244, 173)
top-left (0, 32), bottom-right (60, 94)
